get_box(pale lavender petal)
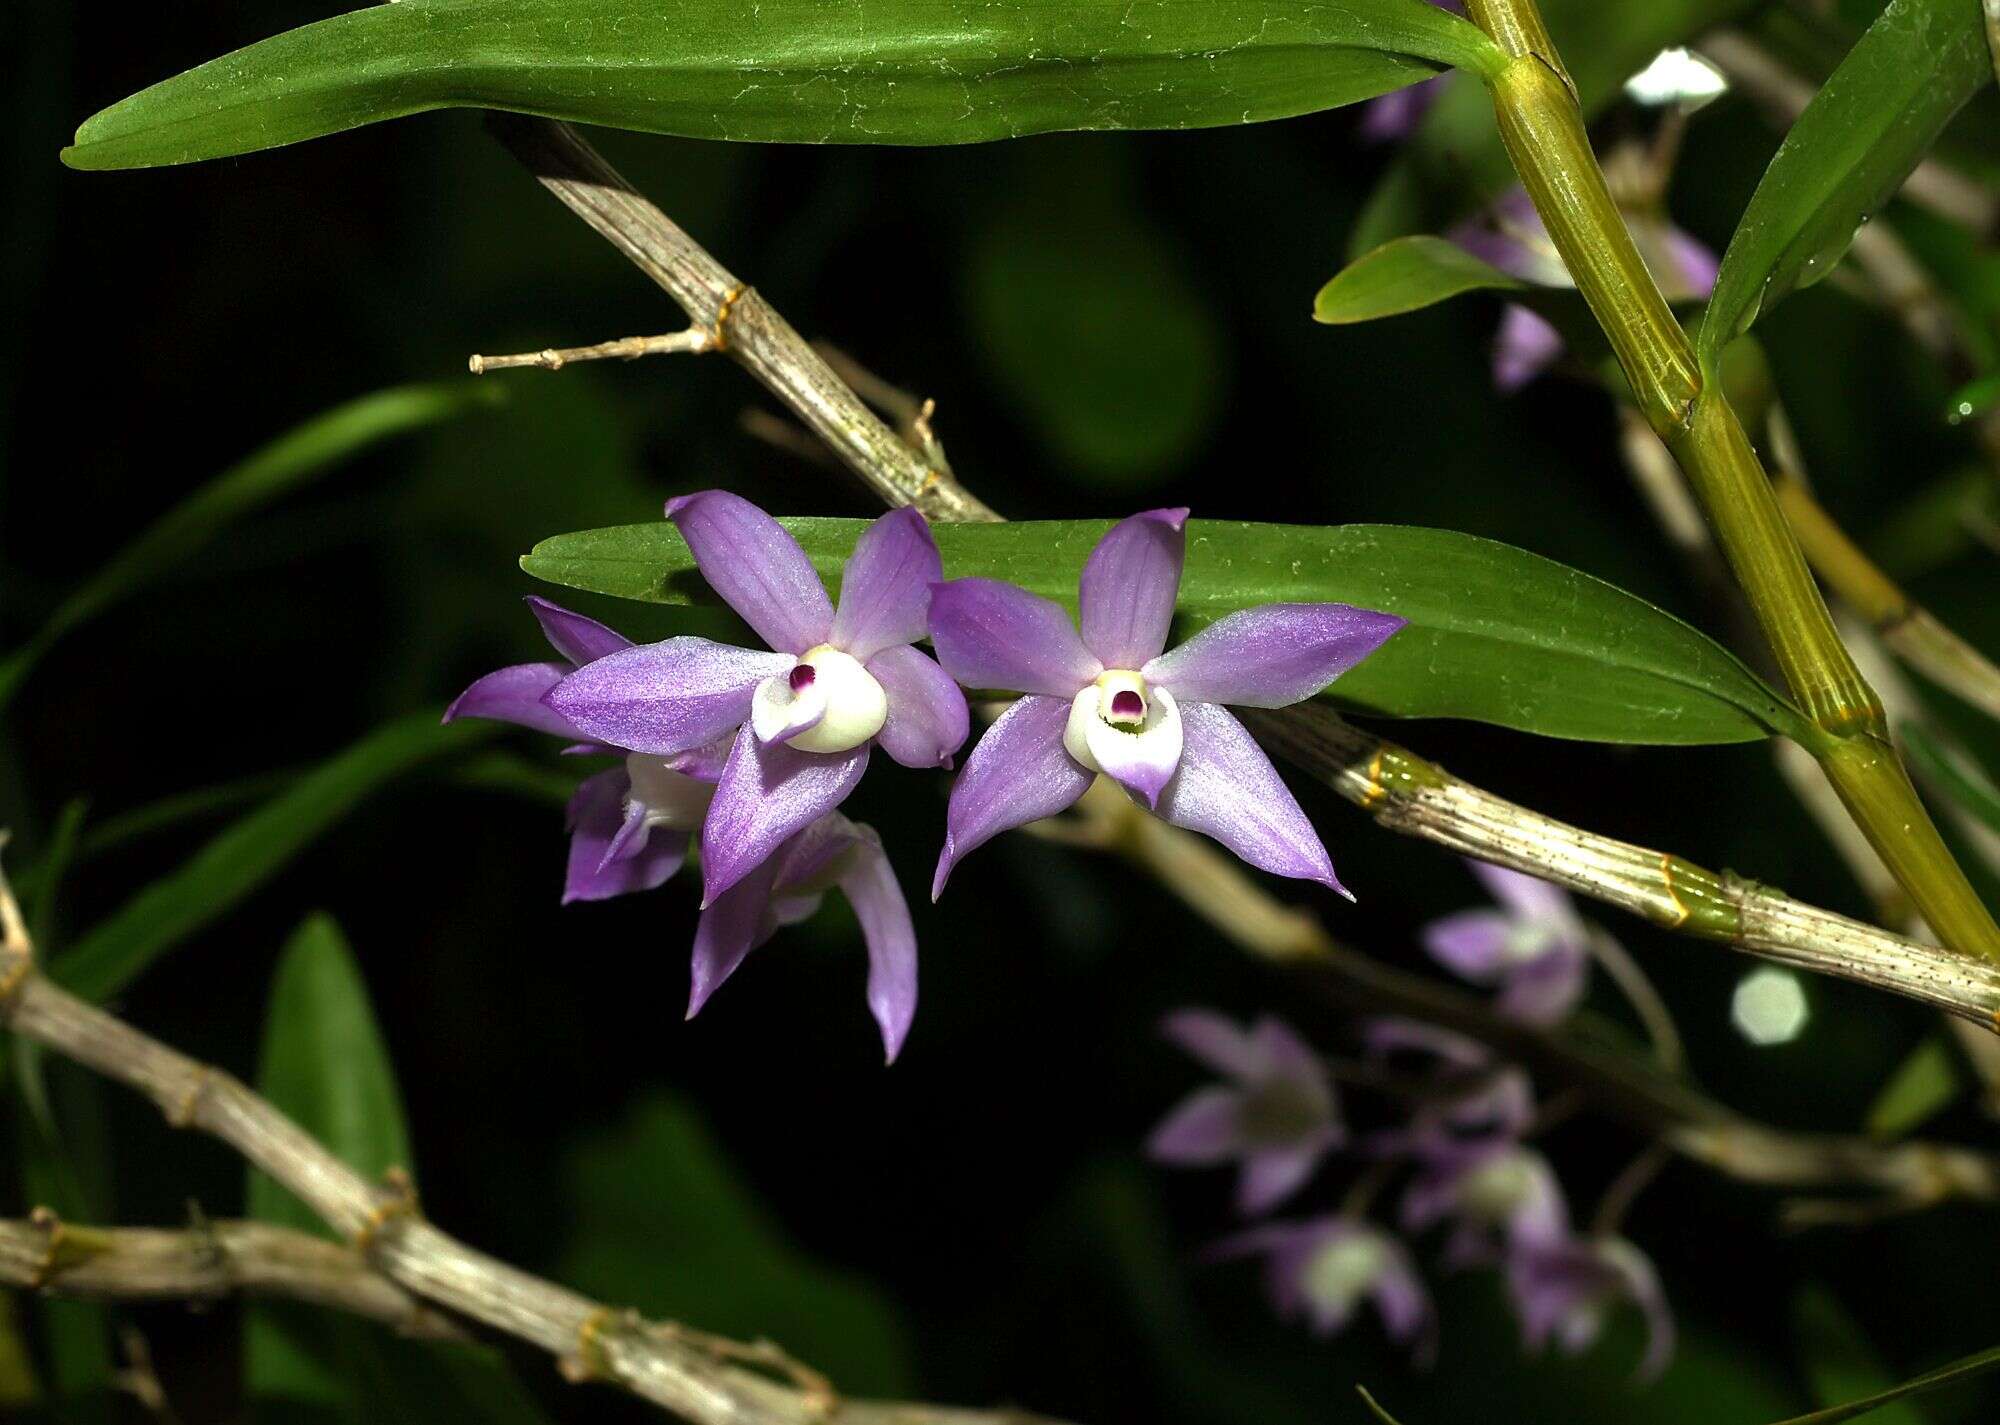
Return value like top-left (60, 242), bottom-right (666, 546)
top-left (866, 644), bottom-right (969, 770)
top-left (1359, 79), bottom-right (1442, 141)
top-left (932, 695), bottom-right (1093, 898)
top-left (927, 579), bottom-right (1100, 697)
top-left (833, 823), bottom-right (920, 1063)
top-left (1450, 190), bottom-right (1569, 286)
top-left (562, 771), bottom-right (686, 903)
top-left (830, 508), bottom-right (943, 661)
top-left (1148, 1087), bottom-right (1250, 1163)
top-left (1496, 941), bottom-right (1588, 1025)
top-left (1444, 1068), bottom-right (1537, 1141)
top-left (1369, 1243), bottom-right (1433, 1348)
top-left (666, 489), bottom-right (834, 654)
top-left (1160, 1008), bottom-right (1268, 1081)
top-left (1421, 910), bottom-right (1514, 983)
top-left (686, 852), bottom-right (788, 1018)
top-left (1155, 701), bottom-right (1345, 895)
top-left (1238, 1141), bottom-right (1326, 1215)
top-left (1507, 1151), bottom-right (1573, 1249)
top-left (665, 734), bottom-right (736, 783)
top-left (545, 637), bottom-right (792, 755)
top-left (526, 595), bottom-right (630, 666)
top-left (1145, 604), bottom-right (1406, 708)
top-left (1649, 223), bottom-right (1719, 302)
top-left (701, 726), bottom-right (871, 905)
top-left (445, 662), bottom-right (576, 737)
top-left (1470, 860), bottom-right (1574, 925)
top-left (1249, 1016), bottom-right (1326, 1090)
top-left (1361, 1017), bottom-right (1490, 1069)
top-left (1078, 507), bottom-right (1189, 670)
top-left (1493, 304), bottom-right (1565, 392)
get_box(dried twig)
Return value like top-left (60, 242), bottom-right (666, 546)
top-left (0, 860), bottom-right (1067, 1425)
top-left (470, 327), bottom-right (713, 374)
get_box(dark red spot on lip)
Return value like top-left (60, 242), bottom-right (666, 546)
top-left (1110, 689), bottom-right (1145, 719)
top-left (789, 663), bottom-right (817, 693)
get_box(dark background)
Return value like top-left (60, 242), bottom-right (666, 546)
top-left (5, 0), bottom-right (2000, 1421)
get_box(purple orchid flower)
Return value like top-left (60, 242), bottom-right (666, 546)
top-left (1148, 1009), bottom-right (1344, 1214)
top-left (689, 809), bottom-right (919, 1062)
top-left (1217, 1218), bottom-right (1433, 1358)
top-left (1358, 0), bottom-right (1466, 142)
top-left (927, 509), bottom-right (1405, 898)
top-left (545, 492), bottom-right (969, 907)
top-left (1447, 186), bottom-right (1718, 391)
top-left (1507, 1234), bottom-right (1675, 1381)
top-left (445, 596), bottom-right (724, 904)
top-left (1423, 860), bottom-right (1592, 1025)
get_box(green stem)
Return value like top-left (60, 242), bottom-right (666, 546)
top-left (1462, 0), bottom-right (2000, 962)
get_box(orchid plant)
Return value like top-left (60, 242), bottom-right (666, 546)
top-left (15, 0), bottom-right (2000, 1421)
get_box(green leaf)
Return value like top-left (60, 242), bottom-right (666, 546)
top-left (0, 383), bottom-right (499, 716)
top-left (1698, 0), bottom-right (1994, 362)
top-left (1795, 1286), bottom-right (1928, 1425)
top-left (63, 0), bottom-right (1500, 171)
top-left (1314, 235), bottom-right (1525, 324)
top-left (53, 714), bottom-right (495, 1004)
top-left (523, 518), bottom-right (1808, 745)
top-left (1356, 1386), bottom-right (1407, 1424)
top-left (1906, 720), bottom-right (2000, 839)
top-left (249, 914), bottom-right (413, 1237)
top-left (1773, 1340), bottom-right (2000, 1424)
top-left (560, 1095), bottom-right (913, 1396)
top-left (1865, 1036), bottom-right (1963, 1139)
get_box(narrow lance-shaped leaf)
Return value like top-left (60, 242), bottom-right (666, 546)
top-left (63, 0), bottom-right (1501, 171)
top-left (1771, 1342), bottom-right (2000, 1424)
top-left (0, 382), bottom-right (500, 715)
top-left (53, 715), bottom-right (496, 1004)
top-left (522, 518), bottom-right (1810, 746)
top-left (1698, 0), bottom-right (1993, 362)
top-left (1313, 235), bottom-right (1524, 324)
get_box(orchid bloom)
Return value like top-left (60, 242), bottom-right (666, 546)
top-left (1357, 0), bottom-right (1466, 142)
top-left (690, 810), bottom-right (919, 1062)
top-left (545, 493), bottom-right (969, 905)
top-left (1447, 185), bottom-right (1717, 391)
top-left (1507, 1235), bottom-right (1676, 1380)
top-left (1218, 1218), bottom-right (1433, 1356)
top-left (1148, 1009), bottom-right (1344, 1214)
top-left (1422, 860), bottom-right (1592, 1025)
top-left (927, 509), bottom-right (1404, 898)
top-left (444, 596), bottom-right (722, 904)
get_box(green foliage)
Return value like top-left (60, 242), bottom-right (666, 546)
top-left (1314, 236), bottom-right (1524, 325)
top-left (1864, 1036), bottom-right (1962, 1140)
top-left (1699, 0), bottom-right (1994, 361)
top-left (558, 1095), bottom-right (913, 1396)
top-left (0, 382), bottom-right (499, 716)
top-left (247, 915), bottom-right (548, 1422)
top-left (523, 517), bottom-right (1807, 745)
top-left (1794, 1286), bottom-right (1929, 1425)
top-left (1906, 721), bottom-right (2000, 839)
top-left (62, 0), bottom-right (1498, 171)
top-left (53, 715), bottom-right (496, 1004)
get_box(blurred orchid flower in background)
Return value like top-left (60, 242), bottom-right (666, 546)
top-left (1216, 1217), bottom-right (1434, 1358)
top-left (1422, 859), bottom-right (1593, 1024)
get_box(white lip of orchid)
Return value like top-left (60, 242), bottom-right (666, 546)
top-left (1456, 1148), bottom-right (1536, 1221)
top-left (1063, 670), bottom-right (1177, 772)
top-left (753, 644), bottom-right (887, 755)
top-left (622, 755), bottom-right (717, 831)
top-left (1302, 1232), bottom-right (1386, 1317)
top-left (1501, 919), bottom-right (1563, 965)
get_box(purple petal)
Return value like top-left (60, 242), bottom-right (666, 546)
top-left (1641, 220), bottom-right (1720, 303)
top-left (687, 852), bottom-right (789, 1018)
top-left (927, 579), bottom-right (1100, 697)
top-left (1369, 1242), bottom-right (1434, 1348)
top-left (445, 662), bottom-right (577, 737)
top-left (1421, 910), bottom-right (1514, 984)
top-left (1160, 1008), bottom-right (1267, 1081)
top-left (830, 508), bottom-right (943, 661)
top-left (544, 637), bottom-right (792, 756)
top-left (932, 695), bottom-right (1093, 899)
top-left (1505, 1151), bottom-right (1573, 1249)
top-left (866, 644), bottom-right (969, 770)
top-left (1493, 305), bottom-right (1565, 392)
top-left (1145, 604), bottom-right (1406, 708)
top-left (1155, 701), bottom-right (1345, 895)
top-left (1496, 940), bottom-right (1588, 1025)
top-left (525, 595), bottom-right (631, 666)
top-left (1449, 190), bottom-right (1569, 287)
top-left (1470, 860), bottom-right (1575, 926)
top-left (1078, 508), bottom-right (1189, 670)
top-left (1361, 1017), bottom-right (1490, 1070)
top-left (665, 735), bottom-right (735, 783)
top-left (666, 490), bottom-right (834, 654)
top-left (1358, 78), bottom-right (1442, 142)
top-left (831, 822), bottom-right (920, 1063)
top-left (1088, 688), bottom-right (1184, 810)
top-left (1248, 1016), bottom-right (1327, 1091)
top-left (562, 770), bottom-right (686, 903)
top-left (1146, 1087), bottom-right (1249, 1163)
top-left (701, 725), bottom-right (870, 905)
top-left (1239, 1141), bottom-right (1327, 1215)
